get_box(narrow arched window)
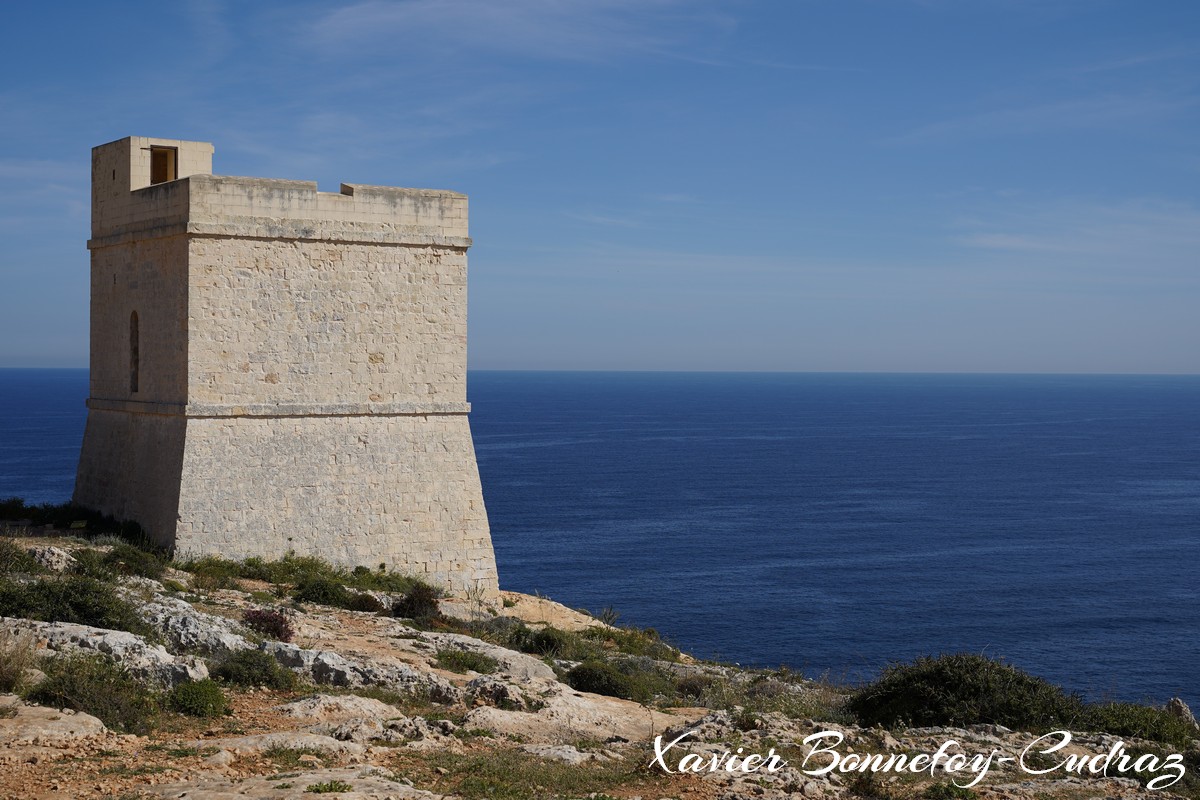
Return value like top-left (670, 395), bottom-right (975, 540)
top-left (129, 311), bottom-right (140, 394)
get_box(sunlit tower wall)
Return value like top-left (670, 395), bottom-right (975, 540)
top-left (75, 136), bottom-right (499, 596)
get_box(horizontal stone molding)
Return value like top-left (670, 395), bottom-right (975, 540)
top-left (88, 222), bottom-right (471, 251)
top-left (87, 397), bottom-right (471, 418)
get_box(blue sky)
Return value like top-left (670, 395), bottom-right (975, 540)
top-left (1, 1), bottom-right (1197, 372)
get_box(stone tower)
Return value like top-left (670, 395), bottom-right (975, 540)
top-left (74, 136), bottom-right (499, 595)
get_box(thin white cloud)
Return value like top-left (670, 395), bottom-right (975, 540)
top-left (0, 159), bottom-right (81, 183)
top-left (749, 59), bottom-right (866, 73)
top-left (1070, 46), bottom-right (1199, 75)
top-left (563, 211), bottom-right (642, 228)
top-left (308, 0), bottom-right (732, 63)
top-left (952, 199), bottom-right (1200, 284)
top-left (892, 92), bottom-right (1196, 143)
top-left (647, 192), bottom-right (700, 204)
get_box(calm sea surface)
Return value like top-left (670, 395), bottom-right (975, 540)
top-left (2, 368), bottom-right (1197, 703)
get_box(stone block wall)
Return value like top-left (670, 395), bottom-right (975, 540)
top-left (174, 414), bottom-right (494, 590)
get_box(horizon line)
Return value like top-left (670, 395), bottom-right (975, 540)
top-left (2, 366), bottom-right (1198, 378)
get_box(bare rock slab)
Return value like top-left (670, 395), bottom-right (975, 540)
top-left (465, 685), bottom-right (685, 744)
top-left (0, 694), bottom-right (107, 744)
top-left (188, 731), bottom-right (366, 759)
top-left (135, 594), bottom-right (254, 658)
top-left (277, 694), bottom-right (406, 722)
top-left (140, 765), bottom-right (447, 799)
top-left (0, 617), bottom-right (207, 687)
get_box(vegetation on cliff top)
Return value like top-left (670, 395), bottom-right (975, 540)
top-left (1, 508), bottom-right (1197, 800)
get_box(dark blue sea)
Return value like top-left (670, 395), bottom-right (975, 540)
top-left (2, 368), bottom-right (1198, 705)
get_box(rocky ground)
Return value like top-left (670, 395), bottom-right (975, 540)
top-left (0, 535), bottom-right (1196, 800)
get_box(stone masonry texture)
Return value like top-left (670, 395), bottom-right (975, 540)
top-left (74, 136), bottom-right (499, 595)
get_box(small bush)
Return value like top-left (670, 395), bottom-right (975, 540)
top-left (924, 783), bottom-right (976, 800)
top-left (566, 661), bottom-right (635, 700)
top-left (70, 548), bottom-right (120, 581)
top-left (212, 649), bottom-right (297, 690)
top-left (166, 678), bottom-right (228, 717)
top-left (264, 746), bottom-right (327, 769)
top-left (242, 553), bottom-right (341, 585)
top-left (393, 583), bottom-right (442, 621)
top-left (0, 574), bottom-right (155, 638)
top-left (27, 653), bottom-right (160, 733)
top-left (847, 653), bottom-right (1084, 730)
top-left (174, 552), bottom-right (433, 602)
top-left (175, 555), bottom-right (243, 590)
top-left (436, 649), bottom-right (499, 674)
top-left (345, 565), bottom-right (430, 595)
top-left (103, 542), bottom-right (167, 579)
top-left (293, 576), bottom-right (351, 607)
top-left (583, 625), bottom-right (679, 661)
top-left (306, 780), bottom-right (353, 793)
top-left (696, 672), bottom-right (850, 722)
top-left (242, 609), bottom-right (295, 643)
top-left (0, 540), bottom-right (42, 576)
top-left (292, 577), bottom-right (384, 613)
top-left (674, 673), bottom-right (714, 699)
top-left (1083, 702), bottom-right (1199, 749)
top-left (344, 592), bottom-right (385, 613)
top-left (519, 626), bottom-right (574, 657)
top-left (0, 631), bottom-right (38, 693)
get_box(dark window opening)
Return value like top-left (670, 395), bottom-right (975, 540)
top-left (130, 311), bottom-right (140, 394)
top-left (150, 147), bottom-right (177, 184)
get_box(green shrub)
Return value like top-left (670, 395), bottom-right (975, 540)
top-left (173, 552), bottom-right (434, 604)
top-left (693, 671), bottom-right (851, 722)
top-left (674, 673), bottom-right (714, 699)
top-left (306, 780), bottom-right (353, 793)
top-left (924, 783), bottom-right (976, 800)
top-left (345, 564), bottom-right (430, 594)
top-left (582, 625), bottom-right (679, 661)
top-left (241, 553), bottom-right (341, 585)
top-left (393, 583), bottom-right (442, 621)
top-left (0, 574), bottom-right (155, 638)
top-left (264, 746), bottom-right (327, 768)
top-left (436, 649), bottom-right (499, 674)
top-left (293, 576), bottom-right (352, 607)
top-left (0, 540), bottom-right (43, 576)
top-left (176, 555), bottom-right (243, 590)
top-left (166, 678), bottom-right (229, 717)
top-left (69, 548), bottom-right (120, 581)
top-left (27, 653), bottom-right (160, 733)
top-left (410, 748), bottom-right (641, 800)
top-left (102, 542), bottom-right (167, 579)
top-left (212, 649), bottom-right (297, 690)
top-left (566, 661), bottom-right (635, 700)
top-left (344, 591), bottom-right (385, 613)
top-left (1083, 702), bottom-right (1199, 748)
top-left (520, 626), bottom-right (574, 657)
top-left (242, 609), bottom-right (295, 642)
top-left (847, 654), bottom-right (1085, 730)
top-left (0, 631), bottom-right (38, 693)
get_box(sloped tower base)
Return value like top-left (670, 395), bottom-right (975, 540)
top-left (75, 409), bottom-right (497, 593)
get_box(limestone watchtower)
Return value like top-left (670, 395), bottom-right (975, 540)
top-left (75, 136), bottom-right (499, 595)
